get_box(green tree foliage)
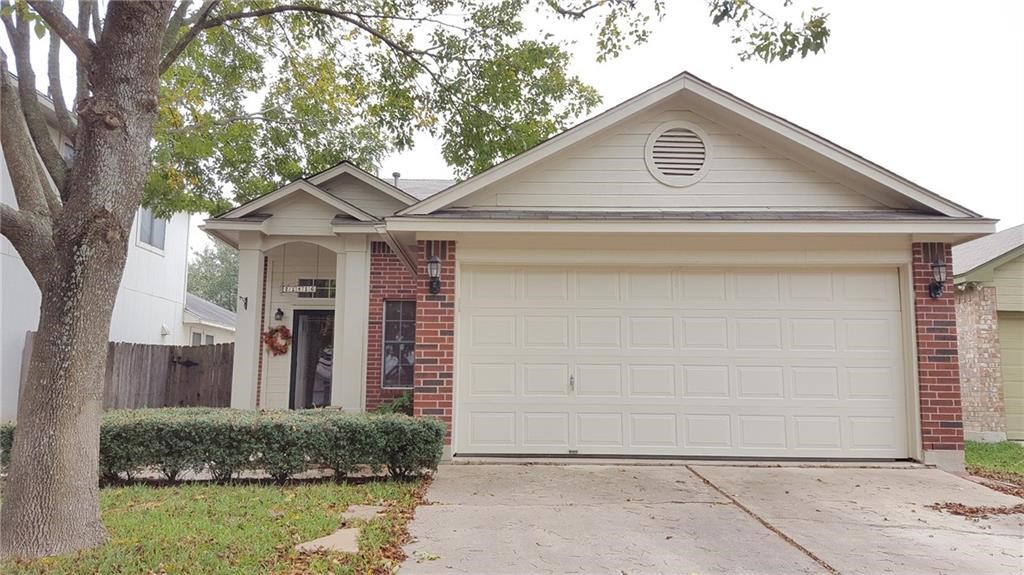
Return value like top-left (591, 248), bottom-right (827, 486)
top-left (187, 241), bottom-right (239, 311)
top-left (143, 0), bottom-right (831, 218)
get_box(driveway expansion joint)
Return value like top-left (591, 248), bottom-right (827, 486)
top-left (686, 465), bottom-right (841, 575)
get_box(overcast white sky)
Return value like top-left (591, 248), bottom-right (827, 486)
top-left (183, 0), bottom-right (1017, 251)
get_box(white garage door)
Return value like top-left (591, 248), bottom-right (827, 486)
top-left (456, 266), bottom-right (909, 458)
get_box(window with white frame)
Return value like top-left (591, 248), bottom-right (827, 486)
top-left (382, 301), bottom-right (416, 388)
top-left (138, 207), bottom-right (167, 250)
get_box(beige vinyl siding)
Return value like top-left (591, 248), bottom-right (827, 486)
top-left (1001, 312), bottom-right (1024, 440)
top-left (260, 193), bottom-right (339, 236)
top-left (453, 108), bottom-right (897, 211)
top-left (319, 173), bottom-right (406, 218)
top-left (994, 255), bottom-right (1024, 312)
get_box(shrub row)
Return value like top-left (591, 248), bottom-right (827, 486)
top-left (0, 408), bottom-right (445, 482)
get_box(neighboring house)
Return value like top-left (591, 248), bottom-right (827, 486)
top-left (203, 71), bottom-right (994, 470)
top-left (954, 224), bottom-right (1024, 442)
top-left (184, 292), bottom-right (237, 345)
top-left (0, 83), bottom-right (191, 423)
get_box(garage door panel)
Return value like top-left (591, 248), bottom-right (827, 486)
top-left (628, 365), bottom-right (676, 397)
top-left (523, 315), bottom-right (569, 348)
top-left (792, 416), bottom-right (843, 449)
top-left (576, 413), bottom-right (625, 447)
top-left (630, 414), bottom-right (679, 447)
top-left (457, 266), bottom-right (908, 458)
top-left (467, 364), bottom-right (516, 396)
top-left (523, 363), bottom-right (570, 396)
top-left (575, 364), bottom-right (623, 396)
top-left (522, 413), bottom-right (570, 448)
top-left (682, 317), bottom-right (729, 348)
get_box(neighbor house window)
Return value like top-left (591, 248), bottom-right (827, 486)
top-left (297, 278), bottom-right (337, 299)
top-left (138, 207), bottom-right (166, 250)
top-left (382, 301), bottom-right (416, 388)
top-left (62, 142), bottom-right (75, 162)
top-left (205, 334), bottom-right (214, 345)
top-left (191, 332), bottom-right (202, 346)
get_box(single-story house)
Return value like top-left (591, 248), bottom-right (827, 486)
top-left (202, 72), bottom-right (995, 470)
top-left (184, 292), bottom-right (237, 345)
top-left (954, 224), bottom-right (1024, 441)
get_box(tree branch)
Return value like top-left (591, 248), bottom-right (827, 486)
top-left (159, 3), bottom-right (440, 74)
top-left (74, 0), bottom-right (92, 111)
top-left (47, 0), bottom-right (76, 138)
top-left (162, 0), bottom-right (192, 52)
top-left (159, 0), bottom-right (219, 73)
top-left (3, 7), bottom-right (69, 193)
top-left (0, 66), bottom-right (61, 219)
top-left (544, 1), bottom-right (603, 19)
top-left (27, 0), bottom-right (97, 65)
top-left (89, 0), bottom-right (101, 39)
top-left (0, 204), bottom-right (55, 284)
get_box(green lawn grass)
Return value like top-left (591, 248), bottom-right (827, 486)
top-left (965, 440), bottom-right (1024, 483)
top-left (3, 479), bottom-right (423, 574)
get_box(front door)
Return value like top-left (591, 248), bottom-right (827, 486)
top-left (290, 310), bottom-right (334, 409)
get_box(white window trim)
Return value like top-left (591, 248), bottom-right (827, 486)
top-left (136, 209), bottom-right (167, 255)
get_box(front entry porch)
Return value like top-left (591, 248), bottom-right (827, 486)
top-left (228, 235), bottom-right (374, 412)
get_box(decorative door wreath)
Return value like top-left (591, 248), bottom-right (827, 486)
top-left (262, 325), bottom-right (292, 356)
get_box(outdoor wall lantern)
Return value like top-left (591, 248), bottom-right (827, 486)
top-left (929, 257), bottom-right (947, 298)
top-left (274, 308), bottom-right (285, 321)
top-left (427, 256), bottom-right (442, 295)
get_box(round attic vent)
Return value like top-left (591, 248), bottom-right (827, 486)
top-left (644, 121), bottom-right (711, 187)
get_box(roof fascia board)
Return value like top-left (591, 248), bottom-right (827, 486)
top-left (681, 78), bottom-right (979, 218)
top-left (397, 75), bottom-right (687, 216)
top-left (308, 162), bottom-right (418, 205)
top-left (385, 217), bottom-right (995, 236)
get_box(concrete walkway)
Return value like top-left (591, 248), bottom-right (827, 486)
top-left (401, 463), bottom-right (1023, 575)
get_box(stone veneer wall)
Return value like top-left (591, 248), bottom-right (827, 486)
top-left (955, 284), bottom-right (1006, 441)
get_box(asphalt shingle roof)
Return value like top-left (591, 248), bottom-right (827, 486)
top-left (396, 179), bottom-right (454, 200)
top-left (953, 223), bottom-right (1024, 276)
top-left (185, 293), bottom-right (236, 329)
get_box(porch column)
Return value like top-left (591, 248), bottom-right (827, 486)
top-left (331, 237), bottom-right (370, 411)
top-left (230, 241), bottom-right (266, 409)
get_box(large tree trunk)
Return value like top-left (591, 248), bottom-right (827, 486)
top-left (0, 1), bottom-right (173, 559)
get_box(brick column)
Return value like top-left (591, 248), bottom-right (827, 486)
top-left (913, 242), bottom-right (964, 470)
top-left (413, 240), bottom-right (456, 445)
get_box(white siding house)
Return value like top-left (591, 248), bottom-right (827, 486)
top-left (0, 90), bottom-right (191, 422)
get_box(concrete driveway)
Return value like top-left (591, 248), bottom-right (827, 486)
top-left (401, 463), bottom-right (1023, 575)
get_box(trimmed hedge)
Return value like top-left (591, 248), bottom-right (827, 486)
top-left (0, 408), bottom-right (445, 482)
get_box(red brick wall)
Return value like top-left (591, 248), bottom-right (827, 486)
top-left (365, 242), bottom-right (418, 412)
top-left (913, 242), bottom-right (964, 452)
top-left (255, 256), bottom-right (268, 408)
top-left (413, 240), bottom-right (456, 444)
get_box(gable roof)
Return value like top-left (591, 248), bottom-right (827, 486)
top-left (218, 179), bottom-right (377, 222)
top-left (184, 293), bottom-right (236, 330)
top-left (307, 161), bottom-right (420, 205)
top-left (953, 223), bottom-right (1024, 277)
top-left (398, 71), bottom-right (981, 218)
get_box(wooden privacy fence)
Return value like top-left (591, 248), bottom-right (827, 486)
top-left (21, 333), bottom-right (233, 409)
